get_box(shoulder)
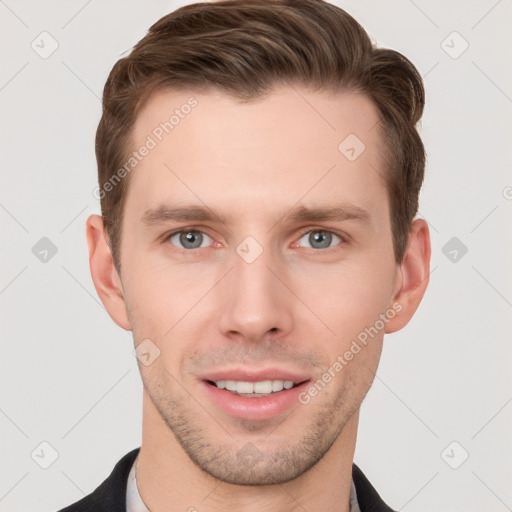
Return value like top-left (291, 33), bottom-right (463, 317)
top-left (56, 447), bottom-right (140, 512)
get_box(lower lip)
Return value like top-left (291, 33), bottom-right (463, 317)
top-left (201, 381), bottom-right (310, 421)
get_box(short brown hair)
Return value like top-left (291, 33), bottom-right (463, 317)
top-left (96, 0), bottom-right (425, 273)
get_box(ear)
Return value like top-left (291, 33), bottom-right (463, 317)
top-left (85, 214), bottom-right (132, 331)
top-left (385, 218), bottom-right (431, 334)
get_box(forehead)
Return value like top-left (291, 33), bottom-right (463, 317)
top-left (125, 85), bottom-right (388, 224)
top-left (132, 85), bottom-right (382, 155)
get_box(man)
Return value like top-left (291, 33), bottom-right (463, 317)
top-left (59, 0), bottom-right (430, 510)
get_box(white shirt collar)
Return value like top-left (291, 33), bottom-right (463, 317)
top-left (126, 454), bottom-right (150, 512)
top-left (127, 455), bottom-right (360, 512)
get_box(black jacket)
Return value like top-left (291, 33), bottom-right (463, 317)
top-left (57, 447), bottom-right (395, 511)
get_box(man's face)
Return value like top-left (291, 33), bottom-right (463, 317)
top-left (118, 86), bottom-right (401, 484)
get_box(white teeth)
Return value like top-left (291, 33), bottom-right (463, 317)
top-left (213, 379), bottom-right (297, 394)
top-left (272, 380), bottom-right (283, 392)
top-left (253, 380), bottom-right (273, 394)
top-left (225, 380), bottom-right (237, 391)
top-left (237, 381), bottom-right (254, 394)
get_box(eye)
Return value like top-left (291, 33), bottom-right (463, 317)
top-left (168, 229), bottom-right (213, 250)
top-left (296, 229), bottom-right (343, 250)
top-left (164, 228), bottom-right (345, 252)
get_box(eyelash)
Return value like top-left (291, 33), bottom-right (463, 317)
top-left (163, 226), bottom-right (347, 253)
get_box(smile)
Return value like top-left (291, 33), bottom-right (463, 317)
top-left (209, 379), bottom-right (301, 397)
top-left (200, 372), bottom-right (311, 421)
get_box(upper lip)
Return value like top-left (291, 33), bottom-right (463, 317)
top-left (199, 367), bottom-right (311, 384)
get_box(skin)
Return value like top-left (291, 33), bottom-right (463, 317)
top-left (86, 85), bottom-right (431, 512)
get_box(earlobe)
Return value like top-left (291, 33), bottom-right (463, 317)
top-left (385, 219), bottom-right (431, 334)
top-left (85, 214), bottom-right (132, 331)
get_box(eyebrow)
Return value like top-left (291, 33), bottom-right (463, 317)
top-left (140, 203), bottom-right (370, 227)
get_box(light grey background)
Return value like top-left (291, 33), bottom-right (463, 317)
top-left (1, 1), bottom-right (511, 511)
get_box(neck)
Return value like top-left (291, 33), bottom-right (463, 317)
top-left (136, 390), bottom-right (359, 512)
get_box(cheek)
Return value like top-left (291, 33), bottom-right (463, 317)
top-left (293, 260), bottom-right (395, 341)
top-left (123, 260), bottom-right (220, 352)
top-left (289, 266), bottom-right (393, 385)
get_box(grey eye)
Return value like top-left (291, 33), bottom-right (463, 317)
top-left (169, 230), bottom-right (212, 250)
top-left (298, 230), bottom-right (341, 250)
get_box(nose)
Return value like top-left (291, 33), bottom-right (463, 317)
top-left (217, 245), bottom-right (294, 344)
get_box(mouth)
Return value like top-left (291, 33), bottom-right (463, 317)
top-left (199, 371), bottom-right (311, 421)
top-left (206, 379), bottom-right (305, 397)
